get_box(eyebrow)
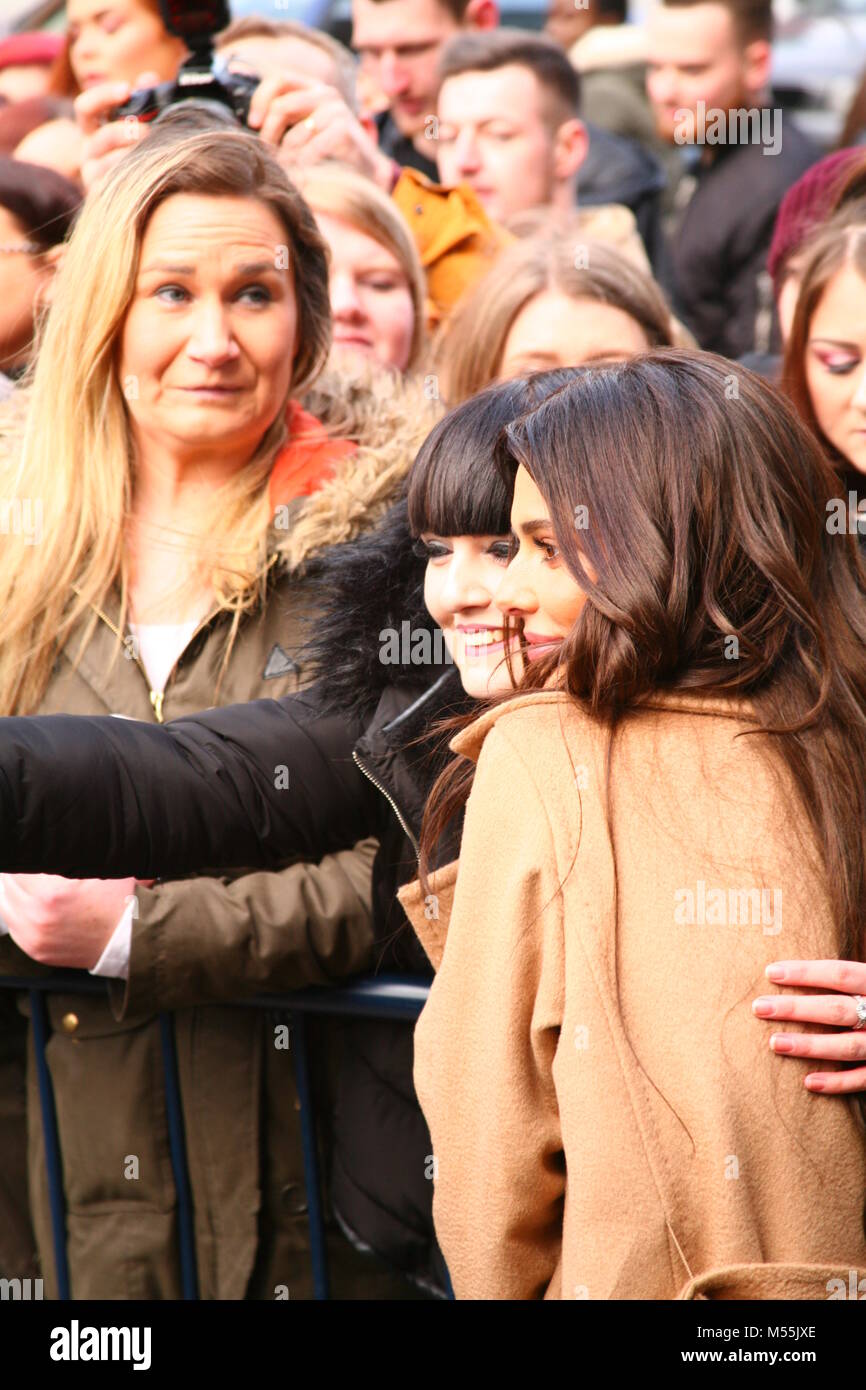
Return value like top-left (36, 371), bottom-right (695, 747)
top-left (353, 262), bottom-right (404, 276)
top-left (140, 261), bottom-right (284, 276)
top-left (518, 518), bottom-right (554, 537)
top-left (809, 338), bottom-right (859, 349)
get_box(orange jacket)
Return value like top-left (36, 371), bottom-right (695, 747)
top-left (392, 168), bottom-right (514, 328)
top-left (268, 400), bottom-right (357, 513)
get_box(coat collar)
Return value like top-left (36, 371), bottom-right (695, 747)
top-left (400, 686), bottom-right (758, 970)
top-left (449, 687), bottom-right (758, 764)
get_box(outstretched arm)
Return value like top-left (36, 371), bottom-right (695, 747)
top-left (0, 686), bottom-right (378, 880)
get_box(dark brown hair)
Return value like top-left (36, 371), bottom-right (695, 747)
top-left (420, 349), bottom-right (866, 966)
top-left (437, 28), bottom-right (581, 124)
top-left (781, 204), bottom-right (866, 472)
top-left (407, 368), bottom-right (580, 537)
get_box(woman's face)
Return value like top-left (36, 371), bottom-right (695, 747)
top-left (494, 463), bottom-right (588, 663)
top-left (118, 193), bottom-right (298, 469)
top-left (498, 290), bottom-right (651, 379)
top-left (316, 210), bottom-right (415, 373)
top-left (421, 533), bottom-right (514, 698)
top-left (67, 0), bottom-right (186, 89)
top-left (805, 264), bottom-right (866, 474)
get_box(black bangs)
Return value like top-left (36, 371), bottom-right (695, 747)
top-left (406, 370), bottom-right (581, 538)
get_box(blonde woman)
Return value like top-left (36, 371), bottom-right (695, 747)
top-left (296, 164), bottom-right (427, 375)
top-left (433, 232), bottom-right (679, 404)
top-left (0, 128), bottom-right (438, 1300)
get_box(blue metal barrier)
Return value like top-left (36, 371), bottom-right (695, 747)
top-left (0, 973), bottom-right (432, 1303)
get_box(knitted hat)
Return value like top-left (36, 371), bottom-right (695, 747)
top-left (767, 148), bottom-right (865, 297)
top-left (0, 33), bottom-right (64, 71)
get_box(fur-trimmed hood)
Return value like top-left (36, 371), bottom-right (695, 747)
top-left (280, 366), bottom-right (441, 572)
top-left (299, 495), bottom-right (448, 725)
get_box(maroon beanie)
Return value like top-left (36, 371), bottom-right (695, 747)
top-left (767, 148), bottom-right (866, 298)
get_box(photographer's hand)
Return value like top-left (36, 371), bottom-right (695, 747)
top-left (247, 74), bottom-right (397, 192)
top-left (74, 72), bottom-right (160, 193)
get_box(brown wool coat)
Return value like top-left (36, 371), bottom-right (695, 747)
top-left (398, 690), bottom-right (866, 1300)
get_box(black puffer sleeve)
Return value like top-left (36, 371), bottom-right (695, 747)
top-left (0, 684), bottom-right (380, 880)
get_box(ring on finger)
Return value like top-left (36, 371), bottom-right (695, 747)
top-left (853, 996), bottom-right (866, 1030)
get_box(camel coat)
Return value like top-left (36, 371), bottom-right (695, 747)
top-left (398, 689), bottom-right (866, 1300)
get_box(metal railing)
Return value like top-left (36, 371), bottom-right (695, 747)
top-left (0, 972), bottom-right (435, 1302)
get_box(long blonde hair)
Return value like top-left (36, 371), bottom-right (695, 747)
top-left (0, 129), bottom-right (331, 714)
top-left (434, 231), bottom-right (676, 404)
top-left (295, 163), bottom-right (427, 372)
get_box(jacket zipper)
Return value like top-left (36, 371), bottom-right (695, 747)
top-left (78, 551), bottom-right (283, 722)
top-left (352, 748), bottom-right (420, 860)
top-left (81, 596), bottom-right (222, 725)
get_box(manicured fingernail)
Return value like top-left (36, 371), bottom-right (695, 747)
top-left (765, 964), bottom-right (786, 981)
top-left (752, 998), bottom-right (775, 1016)
top-left (805, 1075), bottom-right (825, 1091)
top-left (770, 1034), bottom-right (793, 1052)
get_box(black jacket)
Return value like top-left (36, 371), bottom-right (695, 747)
top-left (579, 121), bottom-right (667, 271)
top-left (665, 114), bottom-right (819, 358)
top-left (375, 110), bottom-right (437, 181)
top-left (0, 500), bottom-right (470, 1296)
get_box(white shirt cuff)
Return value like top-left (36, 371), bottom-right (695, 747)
top-left (89, 897), bottom-right (135, 980)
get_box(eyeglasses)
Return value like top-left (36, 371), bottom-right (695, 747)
top-left (0, 242), bottom-right (40, 255)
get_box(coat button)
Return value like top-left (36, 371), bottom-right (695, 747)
top-left (60, 1012), bottom-right (79, 1034)
top-left (281, 1183), bottom-right (308, 1215)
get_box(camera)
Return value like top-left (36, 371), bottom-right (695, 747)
top-left (113, 0), bottom-right (258, 128)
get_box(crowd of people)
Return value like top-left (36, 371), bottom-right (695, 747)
top-left (0, 0), bottom-right (866, 1304)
